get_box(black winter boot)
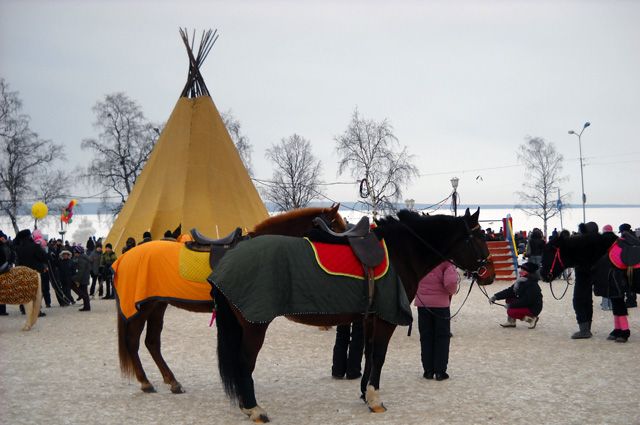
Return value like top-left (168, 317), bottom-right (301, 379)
top-left (571, 322), bottom-right (592, 339)
top-left (615, 329), bottom-right (630, 343)
top-left (607, 329), bottom-right (621, 341)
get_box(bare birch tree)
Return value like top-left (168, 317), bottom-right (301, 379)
top-left (516, 136), bottom-right (568, 237)
top-left (81, 93), bottom-right (159, 210)
top-left (221, 109), bottom-right (253, 176)
top-left (335, 108), bottom-right (418, 215)
top-left (264, 134), bottom-right (323, 211)
top-left (0, 78), bottom-right (65, 233)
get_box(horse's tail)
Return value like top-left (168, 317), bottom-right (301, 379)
top-left (117, 306), bottom-right (135, 378)
top-left (213, 287), bottom-right (242, 401)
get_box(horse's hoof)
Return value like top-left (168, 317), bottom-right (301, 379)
top-left (21, 325), bottom-right (32, 331)
top-left (365, 385), bottom-right (386, 413)
top-left (242, 406), bottom-right (270, 423)
top-left (170, 384), bottom-right (185, 394)
top-left (369, 403), bottom-right (387, 413)
top-left (141, 384), bottom-right (156, 393)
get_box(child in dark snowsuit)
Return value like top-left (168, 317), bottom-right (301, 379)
top-left (490, 261), bottom-right (543, 329)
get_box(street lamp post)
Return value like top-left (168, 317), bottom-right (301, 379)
top-left (450, 177), bottom-right (459, 217)
top-left (568, 121), bottom-right (590, 223)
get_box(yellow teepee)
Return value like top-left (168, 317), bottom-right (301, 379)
top-left (106, 29), bottom-right (268, 253)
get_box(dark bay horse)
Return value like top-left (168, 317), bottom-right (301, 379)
top-left (212, 208), bottom-right (496, 422)
top-left (116, 204), bottom-right (345, 394)
top-left (540, 231), bottom-right (618, 283)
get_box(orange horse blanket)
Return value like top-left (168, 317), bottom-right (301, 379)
top-left (113, 241), bottom-right (213, 320)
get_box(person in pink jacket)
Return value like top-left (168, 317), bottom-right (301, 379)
top-left (415, 261), bottom-right (458, 381)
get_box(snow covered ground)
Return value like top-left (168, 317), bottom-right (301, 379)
top-left (0, 277), bottom-right (637, 425)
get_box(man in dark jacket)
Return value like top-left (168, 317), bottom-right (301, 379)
top-left (571, 221), bottom-right (599, 339)
top-left (71, 246), bottom-right (92, 311)
top-left (13, 229), bottom-right (48, 317)
top-left (490, 262), bottom-right (543, 329)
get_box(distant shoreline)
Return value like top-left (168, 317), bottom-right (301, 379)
top-left (37, 202), bottom-right (640, 215)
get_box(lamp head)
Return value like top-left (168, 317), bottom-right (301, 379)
top-left (583, 122), bottom-right (591, 128)
top-left (568, 130), bottom-right (575, 135)
top-left (450, 177), bottom-right (459, 190)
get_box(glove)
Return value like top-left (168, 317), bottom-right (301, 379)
top-left (489, 296), bottom-right (496, 304)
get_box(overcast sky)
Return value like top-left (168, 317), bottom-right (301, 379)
top-left (1, 0), bottom-right (639, 208)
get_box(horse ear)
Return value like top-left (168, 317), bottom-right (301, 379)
top-left (471, 208), bottom-right (480, 222)
top-left (464, 208), bottom-right (471, 217)
top-left (330, 203), bottom-right (340, 213)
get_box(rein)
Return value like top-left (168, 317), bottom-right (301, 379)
top-left (396, 218), bottom-right (492, 321)
top-left (547, 247), bottom-right (571, 300)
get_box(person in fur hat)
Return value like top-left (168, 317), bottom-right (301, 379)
top-left (490, 261), bottom-right (543, 329)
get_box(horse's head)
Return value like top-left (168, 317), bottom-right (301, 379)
top-left (250, 203), bottom-right (345, 237)
top-left (389, 208), bottom-right (495, 285)
top-left (452, 208), bottom-right (495, 285)
top-left (540, 232), bottom-right (567, 282)
top-left (316, 203), bottom-right (347, 232)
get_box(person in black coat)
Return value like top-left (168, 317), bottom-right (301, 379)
top-left (13, 229), bottom-right (48, 317)
top-left (571, 221), bottom-right (599, 339)
top-left (71, 246), bottom-right (92, 311)
top-left (0, 230), bottom-right (15, 315)
top-left (57, 249), bottom-right (76, 306)
top-left (490, 262), bottom-right (543, 329)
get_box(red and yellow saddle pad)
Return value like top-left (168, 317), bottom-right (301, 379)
top-left (112, 241), bottom-right (213, 320)
top-left (305, 237), bottom-right (389, 279)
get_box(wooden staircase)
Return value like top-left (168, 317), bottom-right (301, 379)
top-left (487, 240), bottom-right (517, 281)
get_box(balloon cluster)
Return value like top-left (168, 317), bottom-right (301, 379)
top-left (60, 199), bottom-right (78, 224)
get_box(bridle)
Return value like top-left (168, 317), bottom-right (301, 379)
top-left (546, 246), bottom-right (572, 300)
top-left (399, 218), bottom-right (493, 320)
top-left (400, 219), bottom-right (492, 281)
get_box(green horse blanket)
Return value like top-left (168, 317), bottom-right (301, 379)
top-left (209, 235), bottom-right (413, 326)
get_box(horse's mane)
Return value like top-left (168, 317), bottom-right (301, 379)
top-left (252, 206), bottom-right (345, 233)
top-left (376, 210), bottom-right (459, 229)
top-left (562, 232), bottom-right (617, 252)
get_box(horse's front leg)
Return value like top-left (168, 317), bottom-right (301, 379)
top-left (362, 320), bottom-right (395, 413)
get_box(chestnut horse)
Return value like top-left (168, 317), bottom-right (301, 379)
top-left (116, 204), bottom-right (345, 394)
top-left (212, 208), bottom-right (496, 422)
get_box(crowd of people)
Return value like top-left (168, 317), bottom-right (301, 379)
top-left (0, 229), bottom-right (119, 316)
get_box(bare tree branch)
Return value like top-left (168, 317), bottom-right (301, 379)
top-left (221, 109), bottom-right (253, 176)
top-left (264, 134), bottom-right (323, 211)
top-left (0, 78), bottom-right (66, 233)
top-left (335, 108), bottom-right (418, 215)
top-left (516, 136), bottom-right (568, 237)
top-left (81, 93), bottom-right (158, 212)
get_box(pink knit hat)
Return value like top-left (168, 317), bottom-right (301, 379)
top-left (602, 224), bottom-right (613, 233)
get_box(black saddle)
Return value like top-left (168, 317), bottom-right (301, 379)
top-left (312, 216), bottom-right (384, 268)
top-left (0, 261), bottom-right (11, 275)
top-left (618, 232), bottom-right (640, 267)
top-left (188, 227), bottom-right (244, 269)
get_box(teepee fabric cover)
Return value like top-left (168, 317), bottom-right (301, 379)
top-left (106, 96), bottom-right (268, 253)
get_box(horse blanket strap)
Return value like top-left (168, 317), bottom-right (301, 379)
top-left (209, 235), bottom-right (413, 326)
top-left (113, 241), bottom-right (213, 320)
